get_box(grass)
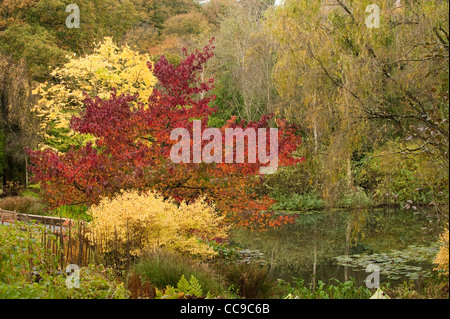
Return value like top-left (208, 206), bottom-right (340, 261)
top-left (51, 204), bottom-right (91, 221)
top-left (382, 276), bottom-right (449, 299)
top-left (271, 192), bottom-right (326, 212)
top-left (271, 189), bottom-right (374, 212)
top-left (131, 249), bottom-right (282, 299)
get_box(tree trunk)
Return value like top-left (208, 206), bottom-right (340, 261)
top-left (313, 116), bottom-right (319, 155)
top-left (346, 156), bottom-right (353, 189)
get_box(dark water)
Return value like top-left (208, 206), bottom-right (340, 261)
top-left (230, 208), bottom-right (444, 287)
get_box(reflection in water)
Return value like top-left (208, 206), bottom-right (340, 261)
top-left (230, 208), bottom-right (442, 287)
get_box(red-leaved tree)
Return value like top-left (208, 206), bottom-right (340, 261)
top-left (27, 41), bottom-right (303, 229)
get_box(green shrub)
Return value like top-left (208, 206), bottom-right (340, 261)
top-left (155, 274), bottom-right (214, 299)
top-left (52, 204), bottom-right (91, 221)
top-left (356, 140), bottom-right (448, 207)
top-left (20, 186), bottom-right (40, 198)
top-left (131, 248), bottom-right (223, 296)
top-left (215, 261), bottom-right (278, 299)
top-left (0, 264), bottom-right (129, 299)
top-left (337, 187), bottom-right (373, 208)
top-left (271, 192), bottom-right (326, 211)
top-left (0, 222), bottom-right (60, 284)
top-left (0, 222), bottom-right (129, 299)
top-left (259, 157), bottom-right (320, 198)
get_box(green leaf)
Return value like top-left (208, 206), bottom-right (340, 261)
top-left (177, 275), bottom-right (191, 293)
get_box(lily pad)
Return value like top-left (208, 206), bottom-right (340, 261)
top-left (334, 243), bottom-right (440, 281)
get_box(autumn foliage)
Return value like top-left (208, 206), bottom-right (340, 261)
top-left (27, 41), bottom-right (302, 230)
top-left (434, 227), bottom-right (449, 276)
top-left (86, 189), bottom-right (228, 259)
top-left (32, 37), bottom-right (158, 151)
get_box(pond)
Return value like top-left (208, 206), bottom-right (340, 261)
top-left (230, 208), bottom-right (445, 287)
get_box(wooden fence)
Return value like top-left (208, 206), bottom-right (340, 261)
top-left (0, 208), bottom-right (72, 225)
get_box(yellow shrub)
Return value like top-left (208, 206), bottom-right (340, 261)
top-left (86, 190), bottom-right (228, 260)
top-left (434, 228), bottom-right (449, 276)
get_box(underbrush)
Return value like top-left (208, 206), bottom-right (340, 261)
top-left (280, 277), bottom-right (372, 299)
top-left (129, 248), bottom-right (281, 299)
top-left (130, 248), bottom-right (224, 296)
top-left (382, 276), bottom-right (449, 299)
top-left (337, 187), bottom-right (373, 209)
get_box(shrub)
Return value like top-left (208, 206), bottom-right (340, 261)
top-left (0, 264), bottom-right (129, 299)
top-left (281, 277), bottom-right (372, 299)
top-left (131, 248), bottom-right (223, 296)
top-left (337, 187), bottom-right (372, 208)
top-left (127, 272), bottom-right (156, 299)
top-left (155, 274), bottom-right (214, 299)
top-left (1, 181), bottom-right (23, 197)
top-left (356, 141), bottom-right (448, 207)
top-left (271, 192), bottom-right (326, 211)
top-left (54, 264), bottom-right (129, 299)
top-left (0, 222), bottom-right (129, 299)
top-left (0, 221), bottom-right (60, 284)
top-left (86, 189), bottom-right (229, 260)
top-left (216, 261), bottom-right (277, 299)
top-left (20, 186), bottom-right (40, 198)
top-left (52, 204), bottom-right (91, 221)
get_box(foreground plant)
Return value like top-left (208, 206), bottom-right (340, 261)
top-left (155, 275), bottom-right (213, 299)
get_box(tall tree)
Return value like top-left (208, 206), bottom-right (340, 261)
top-left (0, 0), bottom-right (142, 80)
top-left (266, 0), bottom-right (449, 203)
top-left (208, 0), bottom-right (279, 126)
top-left (0, 0), bottom-right (38, 31)
top-left (32, 37), bottom-right (159, 152)
top-left (0, 54), bottom-right (39, 187)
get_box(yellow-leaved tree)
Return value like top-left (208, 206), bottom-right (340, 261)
top-left (86, 189), bottom-right (229, 260)
top-left (32, 37), bottom-right (158, 151)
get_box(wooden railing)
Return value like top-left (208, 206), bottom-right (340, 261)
top-left (0, 208), bottom-right (18, 223)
